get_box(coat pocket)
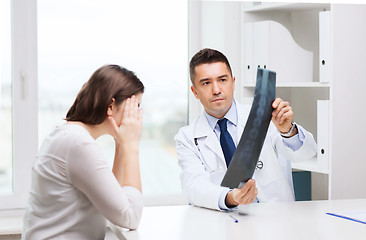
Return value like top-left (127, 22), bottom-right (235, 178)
top-left (253, 142), bottom-right (283, 186)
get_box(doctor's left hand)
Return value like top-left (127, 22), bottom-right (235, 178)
top-left (225, 179), bottom-right (258, 207)
top-left (272, 98), bottom-right (297, 136)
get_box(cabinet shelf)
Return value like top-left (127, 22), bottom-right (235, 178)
top-left (291, 156), bottom-right (329, 174)
top-left (243, 2), bottom-right (330, 12)
top-left (243, 82), bottom-right (330, 88)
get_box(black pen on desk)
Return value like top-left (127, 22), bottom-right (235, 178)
top-left (229, 215), bottom-right (238, 223)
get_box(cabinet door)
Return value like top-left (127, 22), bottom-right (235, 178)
top-left (244, 22), bottom-right (255, 82)
top-left (253, 21), bottom-right (270, 70)
top-left (330, 4), bottom-right (366, 199)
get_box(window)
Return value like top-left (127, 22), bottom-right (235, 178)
top-left (0, 0), bottom-right (38, 209)
top-left (38, 0), bottom-right (188, 205)
top-left (0, 0), bottom-right (12, 195)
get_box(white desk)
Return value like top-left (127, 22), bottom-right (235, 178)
top-left (117, 199), bottom-right (366, 240)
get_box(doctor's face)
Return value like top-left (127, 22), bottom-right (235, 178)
top-left (191, 62), bottom-right (235, 119)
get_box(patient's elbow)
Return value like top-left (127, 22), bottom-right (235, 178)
top-left (111, 202), bottom-right (143, 230)
top-left (123, 207), bottom-right (143, 230)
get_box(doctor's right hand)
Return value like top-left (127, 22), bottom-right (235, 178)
top-left (225, 179), bottom-right (258, 207)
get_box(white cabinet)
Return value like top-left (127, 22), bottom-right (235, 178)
top-left (240, 2), bottom-right (366, 200)
top-left (241, 2), bottom-right (331, 173)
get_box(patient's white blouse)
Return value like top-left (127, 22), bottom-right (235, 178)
top-left (22, 124), bottom-right (143, 240)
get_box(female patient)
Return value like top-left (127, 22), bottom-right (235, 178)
top-left (22, 65), bottom-right (144, 239)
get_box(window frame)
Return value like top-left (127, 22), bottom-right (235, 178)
top-left (0, 0), bottom-right (38, 209)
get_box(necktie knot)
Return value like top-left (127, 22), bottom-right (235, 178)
top-left (218, 118), bottom-right (228, 132)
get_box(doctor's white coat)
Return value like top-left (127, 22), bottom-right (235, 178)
top-left (175, 102), bottom-right (317, 210)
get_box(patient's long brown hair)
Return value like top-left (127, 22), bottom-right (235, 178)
top-left (66, 64), bottom-right (144, 124)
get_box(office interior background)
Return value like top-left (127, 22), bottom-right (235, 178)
top-left (1, 0), bottom-right (366, 238)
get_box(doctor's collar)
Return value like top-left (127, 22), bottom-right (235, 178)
top-left (204, 100), bottom-right (238, 130)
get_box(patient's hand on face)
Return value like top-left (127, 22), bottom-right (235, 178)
top-left (107, 95), bottom-right (143, 147)
top-left (225, 179), bottom-right (258, 208)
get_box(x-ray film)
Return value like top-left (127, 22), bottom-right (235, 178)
top-left (221, 68), bottom-right (276, 189)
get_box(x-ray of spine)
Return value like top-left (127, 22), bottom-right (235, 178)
top-left (221, 68), bottom-right (276, 189)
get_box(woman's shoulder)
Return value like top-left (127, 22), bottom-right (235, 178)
top-left (56, 124), bottom-right (95, 143)
top-left (62, 125), bottom-right (99, 152)
top-left (40, 124), bottom-right (98, 160)
top-left (58, 125), bottom-right (105, 176)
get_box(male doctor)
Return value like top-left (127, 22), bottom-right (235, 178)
top-left (175, 48), bottom-right (317, 210)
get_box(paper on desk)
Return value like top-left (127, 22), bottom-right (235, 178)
top-left (326, 210), bottom-right (366, 224)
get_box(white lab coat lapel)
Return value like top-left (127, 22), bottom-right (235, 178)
top-left (235, 103), bottom-right (262, 188)
top-left (194, 113), bottom-right (226, 169)
top-left (236, 103), bottom-right (250, 142)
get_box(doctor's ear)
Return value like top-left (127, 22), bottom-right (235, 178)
top-left (191, 85), bottom-right (199, 99)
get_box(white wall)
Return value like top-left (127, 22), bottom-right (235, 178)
top-left (188, 1), bottom-right (242, 123)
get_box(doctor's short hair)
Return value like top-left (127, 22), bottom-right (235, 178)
top-left (65, 64), bottom-right (144, 125)
top-left (189, 48), bottom-right (233, 86)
